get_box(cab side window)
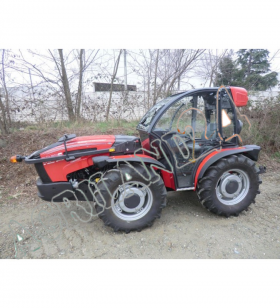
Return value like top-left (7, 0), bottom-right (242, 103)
top-left (154, 96), bottom-right (192, 131)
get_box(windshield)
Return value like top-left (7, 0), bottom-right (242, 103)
top-left (137, 95), bottom-right (179, 130)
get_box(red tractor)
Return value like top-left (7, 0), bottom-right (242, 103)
top-left (11, 86), bottom-right (265, 232)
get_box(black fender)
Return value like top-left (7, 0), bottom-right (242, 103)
top-left (194, 145), bottom-right (261, 185)
top-left (93, 155), bottom-right (166, 169)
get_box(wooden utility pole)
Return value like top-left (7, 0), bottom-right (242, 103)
top-left (106, 49), bottom-right (123, 121)
top-left (28, 68), bottom-right (35, 100)
top-left (123, 49), bottom-right (128, 106)
top-left (124, 49), bottom-right (127, 91)
top-left (76, 49), bottom-right (84, 118)
top-left (153, 49), bottom-right (159, 105)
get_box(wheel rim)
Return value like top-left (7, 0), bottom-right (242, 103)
top-left (111, 181), bottom-right (153, 221)
top-left (215, 169), bottom-right (250, 206)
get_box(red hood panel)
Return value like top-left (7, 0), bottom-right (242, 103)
top-left (40, 135), bottom-right (115, 158)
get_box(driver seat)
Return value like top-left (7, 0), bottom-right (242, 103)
top-left (201, 123), bottom-right (217, 140)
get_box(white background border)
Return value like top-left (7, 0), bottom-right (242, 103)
top-left (1, 1), bottom-right (280, 307)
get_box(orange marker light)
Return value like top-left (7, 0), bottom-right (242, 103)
top-left (10, 155), bottom-right (18, 163)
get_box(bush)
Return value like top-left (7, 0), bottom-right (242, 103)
top-left (240, 95), bottom-right (280, 153)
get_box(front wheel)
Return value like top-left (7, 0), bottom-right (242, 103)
top-left (95, 164), bottom-right (167, 232)
top-left (197, 154), bottom-right (262, 217)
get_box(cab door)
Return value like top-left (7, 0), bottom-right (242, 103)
top-left (151, 90), bottom-right (218, 188)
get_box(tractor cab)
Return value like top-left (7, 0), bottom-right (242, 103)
top-left (137, 87), bottom-right (245, 189)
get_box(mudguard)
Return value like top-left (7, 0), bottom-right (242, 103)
top-left (194, 145), bottom-right (261, 188)
top-left (93, 154), bottom-right (166, 169)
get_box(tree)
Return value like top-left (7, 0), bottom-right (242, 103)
top-left (16, 49), bottom-right (99, 120)
top-left (0, 49), bottom-right (13, 134)
top-left (128, 49), bottom-right (155, 109)
top-left (154, 49), bottom-right (205, 100)
top-left (214, 49), bottom-right (278, 91)
top-left (0, 95), bottom-right (9, 134)
top-left (58, 49), bottom-right (75, 120)
top-left (214, 56), bottom-right (238, 86)
top-left (106, 49), bottom-right (123, 121)
top-left (196, 49), bottom-right (231, 87)
top-left (51, 49), bottom-right (99, 120)
top-left (129, 49), bottom-right (205, 107)
top-left (236, 49), bottom-right (278, 90)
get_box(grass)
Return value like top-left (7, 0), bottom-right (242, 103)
top-left (6, 119), bottom-right (141, 140)
top-left (273, 152), bottom-right (280, 162)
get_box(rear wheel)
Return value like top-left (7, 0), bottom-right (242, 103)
top-left (95, 164), bottom-right (167, 232)
top-left (197, 154), bottom-right (262, 217)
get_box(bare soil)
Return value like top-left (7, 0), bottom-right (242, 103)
top-left (0, 128), bottom-right (280, 259)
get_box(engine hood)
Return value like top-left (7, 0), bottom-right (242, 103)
top-left (23, 134), bottom-right (142, 183)
top-left (40, 135), bottom-right (116, 158)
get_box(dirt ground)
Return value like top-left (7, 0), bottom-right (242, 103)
top-left (0, 170), bottom-right (279, 259)
top-left (0, 128), bottom-right (280, 259)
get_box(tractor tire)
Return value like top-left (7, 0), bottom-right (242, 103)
top-left (196, 154), bottom-right (262, 217)
top-left (95, 163), bottom-right (167, 232)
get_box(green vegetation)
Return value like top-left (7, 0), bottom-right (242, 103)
top-left (273, 152), bottom-right (280, 162)
top-left (240, 95), bottom-right (280, 154)
top-left (215, 49), bottom-right (278, 91)
top-left (15, 119), bottom-right (140, 137)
